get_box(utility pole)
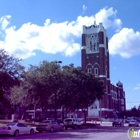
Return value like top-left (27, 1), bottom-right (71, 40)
top-left (54, 61), bottom-right (62, 121)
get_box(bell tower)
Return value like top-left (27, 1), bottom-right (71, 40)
top-left (81, 22), bottom-right (110, 79)
top-left (81, 21), bottom-right (111, 117)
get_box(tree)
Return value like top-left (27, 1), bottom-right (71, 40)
top-left (0, 49), bottom-right (24, 114)
top-left (58, 65), bottom-right (105, 122)
top-left (36, 61), bottom-right (62, 120)
top-left (10, 63), bottom-right (48, 120)
top-left (131, 106), bottom-right (139, 117)
top-left (66, 67), bottom-right (105, 123)
top-left (10, 60), bottom-right (62, 120)
top-left (10, 61), bottom-right (105, 122)
top-left (58, 64), bottom-right (77, 119)
top-left (119, 106), bottom-right (140, 118)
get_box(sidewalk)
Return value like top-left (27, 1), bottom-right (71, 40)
top-left (101, 121), bottom-right (112, 123)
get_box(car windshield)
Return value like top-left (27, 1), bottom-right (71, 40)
top-left (131, 120), bottom-right (136, 122)
top-left (64, 119), bottom-right (73, 122)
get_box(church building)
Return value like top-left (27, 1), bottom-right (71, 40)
top-left (81, 20), bottom-right (126, 119)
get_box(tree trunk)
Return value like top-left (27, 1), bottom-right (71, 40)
top-left (82, 109), bottom-right (87, 124)
top-left (33, 105), bottom-right (36, 122)
top-left (61, 106), bottom-right (64, 120)
top-left (21, 107), bottom-right (25, 120)
top-left (42, 107), bottom-right (45, 120)
top-left (44, 105), bottom-right (47, 119)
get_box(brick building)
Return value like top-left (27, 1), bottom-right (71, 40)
top-left (81, 21), bottom-right (126, 119)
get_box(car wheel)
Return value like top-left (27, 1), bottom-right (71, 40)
top-left (72, 126), bottom-right (74, 129)
top-left (65, 126), bottom-right (68, 130)
top-left (120, 124), bottom-right (122, 127)
top-left (14, 130), bottom-right (19, 136)
top-left (74, 125), bottom-right (77, 129)
top-left (61, 126), bottom-right (64, 131)
top-left (30, 129), bottom-right (34, 135)
top-left (80, 125), bottom-right (83, 128)
top-left (50, 127), bottom-right (54, 132)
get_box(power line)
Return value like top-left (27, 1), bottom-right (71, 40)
top-left (126, 102), bottom-right (140, 104)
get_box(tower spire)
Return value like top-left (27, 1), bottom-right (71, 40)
top-left (94, 15), bottom-right (96, 26)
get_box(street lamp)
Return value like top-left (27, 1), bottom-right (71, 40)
top-left (56, 61), bottom-right (62, 64)
top-left (54, 60), bottom-right (62, 121)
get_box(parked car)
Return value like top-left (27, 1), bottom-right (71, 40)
top-left (0, 122), bottom-right (34, 136)
top-left (137, 118), bottom-right (140, 122)
top-left (112, 119), bottom-right (124, 127)
top-left (126, 118), bottom-right (133, 123)
top-left (36, 120), bottom-right (64, 132)
top-left (76, 119), bottom-right (84, 127)
top-left (63, 118), bottom-right (83, 129)
top-left (86, 117), bottom-right (101, 124)
top-left (129, 120), bottom-right (139, 127)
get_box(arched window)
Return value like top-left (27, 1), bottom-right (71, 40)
top-left (87, 68), bottom-right (92, 73)
top-left (94, 68), bottom-right (98, 75)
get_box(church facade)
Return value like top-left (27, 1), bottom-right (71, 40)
top-left (81, 22), bottom-right (126, 119)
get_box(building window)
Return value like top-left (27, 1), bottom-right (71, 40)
top-left (118, 90), bottom-right (120, 98)
top-left (90, 103), bottom-right (97, 109)
top-left (121, 106), bottom-right (124, 111)
top-left (87, 68), bottom-right (92, 73)
top-left (123, 92), bottom-right (125, 98)
top-left (106, 70), bottom-right (107, 77)
top-left (112, 100), bottom-right (114, 109)
top-left (94, 68), bottom-right (98, 75)
top-left (121, 99), bottom-right (124, 104)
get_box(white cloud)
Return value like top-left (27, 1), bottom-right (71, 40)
top-left (0, 7), bottom-right (122, 59)
top-left (134, 84), bottom-right (140, 90)
top-left (95, 7), bottom-right (122, 32)
top-left (109, 28), bottom-right (140, 58)
top-left (0, 15), bottom-right (11, 30)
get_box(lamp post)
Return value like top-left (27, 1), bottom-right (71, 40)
top-left (54, 61), bottom-right (62, 121)
top-left (56, 61), bottom-right (62, 64)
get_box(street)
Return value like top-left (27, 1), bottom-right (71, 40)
top-left (0, 123), bottom-right (139, 140)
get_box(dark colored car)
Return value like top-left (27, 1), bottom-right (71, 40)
top-left (112, 119), bottom-right (124, 127)
top-left (129, 120), bottom-right (139, 127)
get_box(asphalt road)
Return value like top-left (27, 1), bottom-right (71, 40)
top-left (0, 123), bottom-right (139, 140)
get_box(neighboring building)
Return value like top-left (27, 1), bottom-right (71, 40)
top-left (81, 21), bottom-right (126, 119)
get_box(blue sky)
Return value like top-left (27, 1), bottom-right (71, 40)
top-left (0, 0), bottom-right (140, 110)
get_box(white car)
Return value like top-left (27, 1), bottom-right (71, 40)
top-left (129, 120), bottom-right (139, 127)
top-left (0, 122), bottom-right (35, 136)
top-left (63, 118), bottom-right (83, 129)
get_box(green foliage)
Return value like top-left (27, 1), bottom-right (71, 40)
top-left (10, 61), bottom-right (105, 120)
top-left (0, 49), bottom-right (24, 114)
top-left (120, 106), bottom-right (140, 118)
top-left (60, 66), bottom-right (105, 112)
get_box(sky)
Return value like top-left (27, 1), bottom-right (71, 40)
top-left (0, 0), bottom-right (140, 110)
